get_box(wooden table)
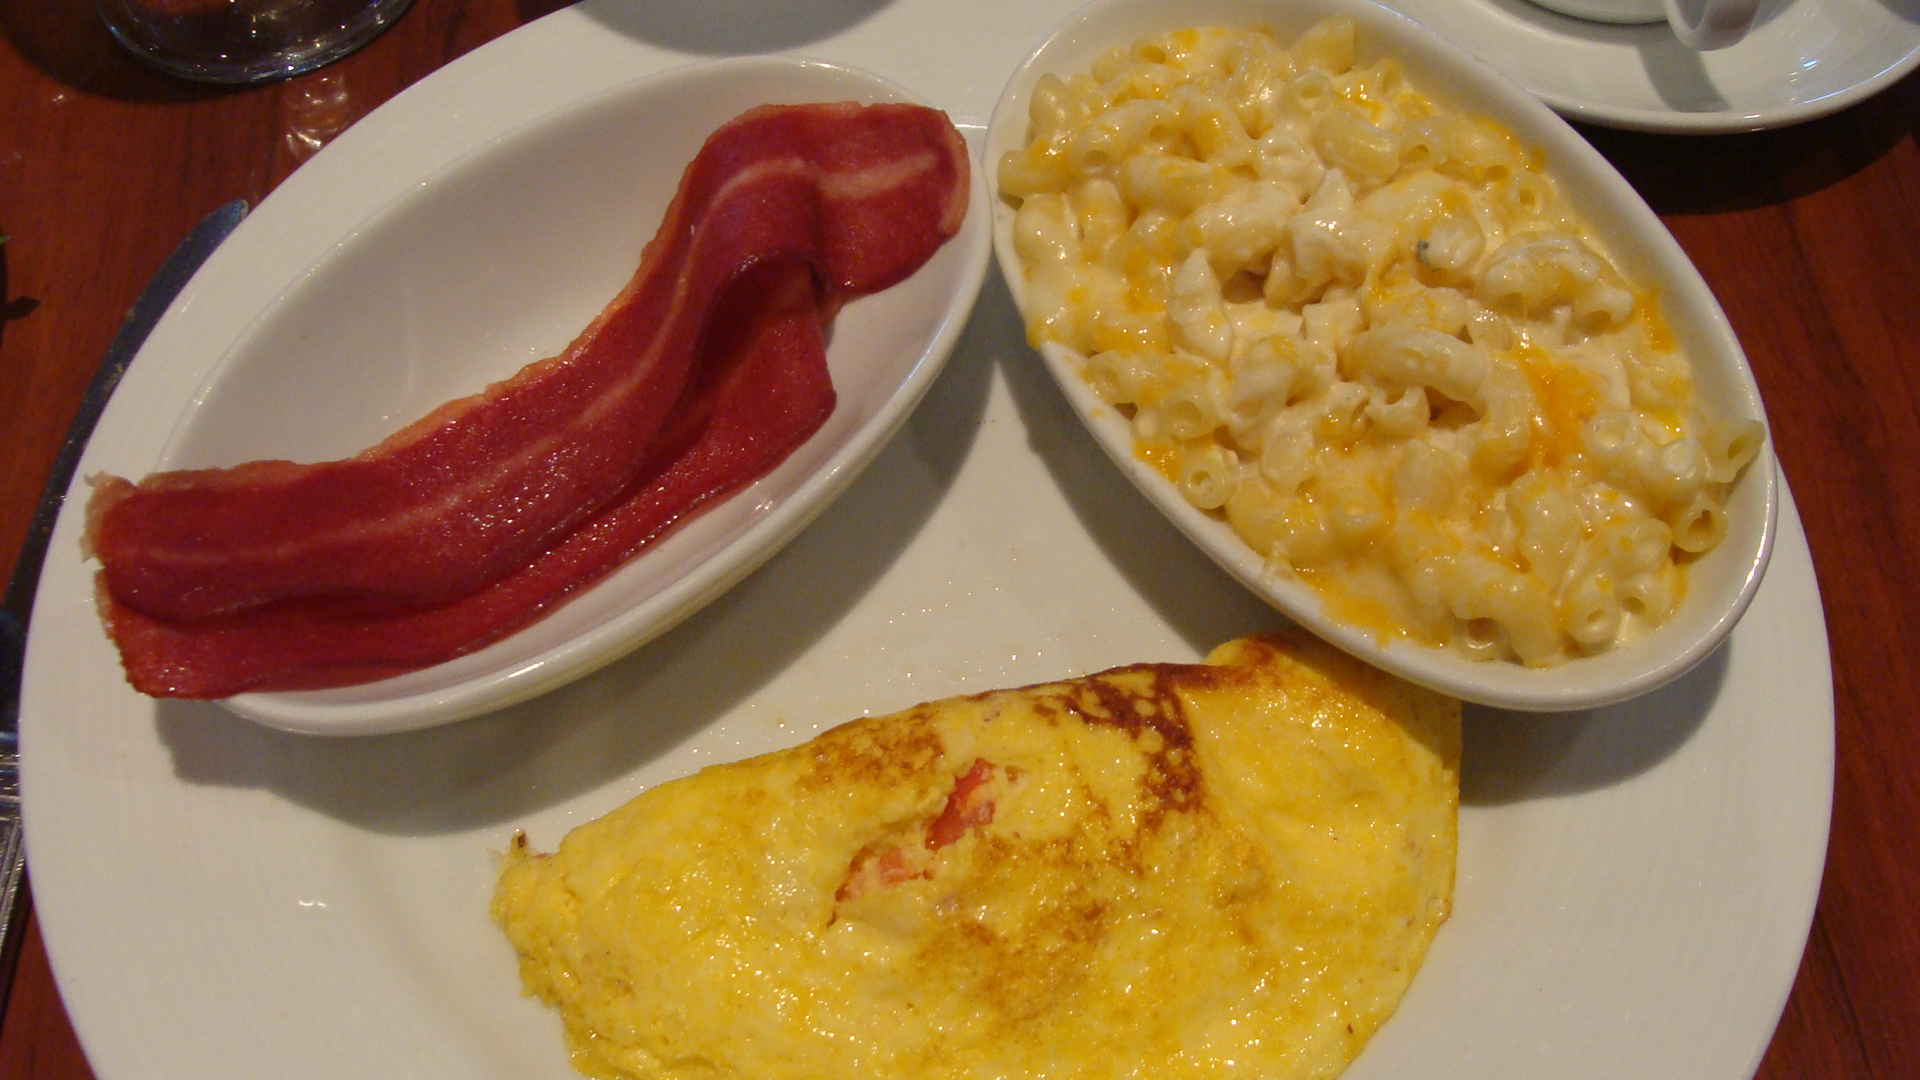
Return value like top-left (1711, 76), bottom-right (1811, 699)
top-left (1, 1), bottom-right (1913, 1077)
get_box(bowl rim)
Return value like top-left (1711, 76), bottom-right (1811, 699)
top-left (984, 0), bottom-right (1779, 711)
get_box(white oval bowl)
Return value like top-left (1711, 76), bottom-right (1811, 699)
top-left (151, 56), bottom-right (992, 734)
top-left (986, 0), bottom-right (1777, 711)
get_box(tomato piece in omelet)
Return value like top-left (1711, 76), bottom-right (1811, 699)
top-left (492, 631), bottom-right (1460, 1080)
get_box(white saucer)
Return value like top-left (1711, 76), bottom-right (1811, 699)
top-left (1385, 0), bottom-right (1920, 131)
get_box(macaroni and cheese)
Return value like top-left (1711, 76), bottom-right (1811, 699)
top-left (999, 19), bottom-right (1764, 665)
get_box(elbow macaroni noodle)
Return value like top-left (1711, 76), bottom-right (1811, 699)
top-left (999, 18), bottom-right (1765, 666)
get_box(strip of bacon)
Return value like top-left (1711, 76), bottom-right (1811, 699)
top-left (88, 101), bottom-right (970, 697)
top-left (87, 101), bottom-right (969, 623)
top-left (98, 259), bottom-right (835, 696)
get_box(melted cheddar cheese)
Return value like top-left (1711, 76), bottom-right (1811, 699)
top-left (493, 632), bottom-right (1459, 1080)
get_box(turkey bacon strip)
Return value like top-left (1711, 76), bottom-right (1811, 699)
top-left (97, 258), bottom-right (839, 697)
top-left (87, 101), bottom-right (969, 624)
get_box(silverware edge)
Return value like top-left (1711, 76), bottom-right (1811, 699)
top-left (0, 199), bottom-right (249, 1012)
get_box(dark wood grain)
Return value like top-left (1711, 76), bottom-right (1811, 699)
top-left (2, 2), bottom-right (1915, 1078)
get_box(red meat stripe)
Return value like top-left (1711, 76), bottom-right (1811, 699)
top-left (86, 102), bottom-right (970, 697)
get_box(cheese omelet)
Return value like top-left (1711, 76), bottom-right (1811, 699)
top-left (492, 631), bottom-right (1460, 1080)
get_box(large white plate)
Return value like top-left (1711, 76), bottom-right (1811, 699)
top-left (21, 3), bottom-right (1832, 1080)
top-left (1383, 0), bottom-right (1920, 132)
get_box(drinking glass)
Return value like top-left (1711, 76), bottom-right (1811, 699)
top-left (98, 0), bottom-right (417, 84)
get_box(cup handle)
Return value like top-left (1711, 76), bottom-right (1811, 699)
top-left (1664, 0), bottom-right (1761, 49)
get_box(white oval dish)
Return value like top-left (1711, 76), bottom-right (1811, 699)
top-left (986, 0), bottom-right (1777, 711)
top-left (146, 56), bottom-right (991, 735)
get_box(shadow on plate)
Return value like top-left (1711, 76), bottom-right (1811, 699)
top-left (989, 272), bottom-right (1285, 656)
top-left (1461, 638), bottom-right (1726, 805)
top-left (151, 302), bottom-right (1000, 835)
top-left (538, 0), bottom-right (895, 57)
top-left (1468, 0), bottom-right (1742, 116)
top-left (1634, 38), bottom-right (1731, 114)
top-left (1627, 0), bottom-right (1811, 115)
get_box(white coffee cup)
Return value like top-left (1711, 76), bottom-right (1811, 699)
top-left (1527, 0), bottom-right (1760, 49)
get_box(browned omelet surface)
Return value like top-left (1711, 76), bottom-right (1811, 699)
top-left (493, 631), bottom-right (1460, 1080)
